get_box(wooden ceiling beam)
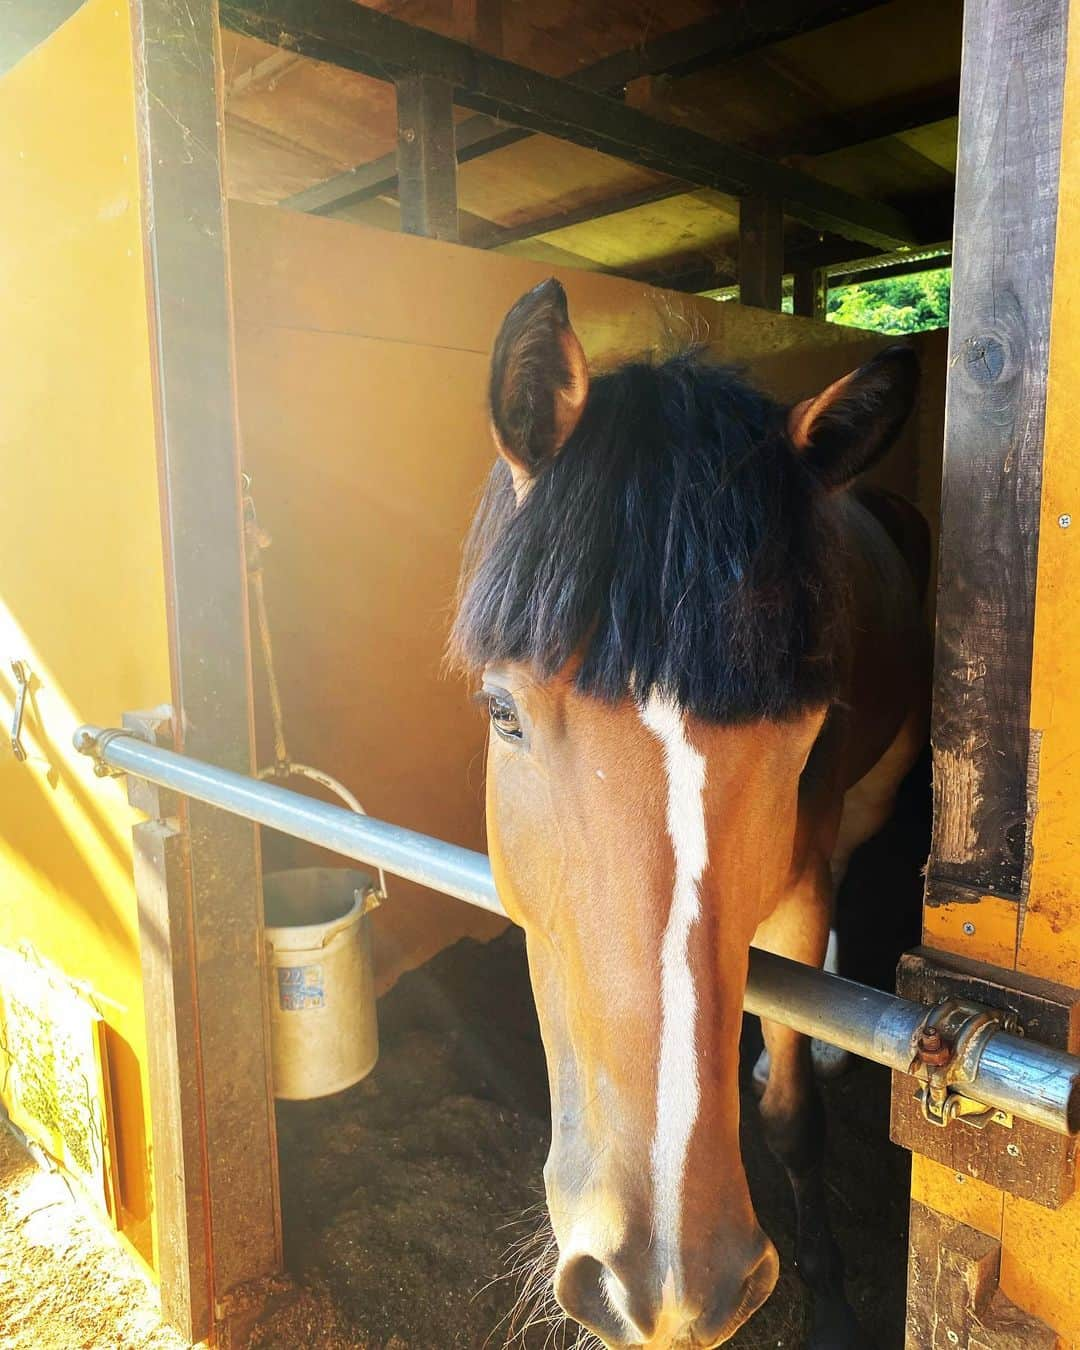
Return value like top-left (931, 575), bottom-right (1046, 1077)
top-left (224, 0), bottom-right (920, 248)
top-left (759, 80), bottom-right (959, 160)
top-left (281, 116), bottom-right (520, 216)
top-left (276, 0), bottom-right (901, 216)
top-left (465, 93), bottom-right (957, 258)
top-left (543, 0), bottom-right (898, 90)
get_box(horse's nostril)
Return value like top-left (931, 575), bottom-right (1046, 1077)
top-left (554, 1253), bottom-right (634, 1345)
top-left (744, 1242), bottom-right (780, 1312)
top-left (693, 1241), bottom-right (780, 1347)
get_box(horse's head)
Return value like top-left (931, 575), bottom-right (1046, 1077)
top-left (452, 280), bottom-right (918, 1348)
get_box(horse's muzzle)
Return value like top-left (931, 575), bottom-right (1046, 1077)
top-left (554, 1239), bottom-right (779, 1349)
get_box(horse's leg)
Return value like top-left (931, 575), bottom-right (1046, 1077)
top-left (753, 858), bottom-right (865, 1350)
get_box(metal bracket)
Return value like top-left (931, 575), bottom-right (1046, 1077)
top-left (910, 997), bottom-right (1021, 1130)
top-left (73, 726), bottom-right (131, 779)
top-left (9, 660), bottom-right (30, 762)
top-left (892, 947), bottom-right (1080, 1210)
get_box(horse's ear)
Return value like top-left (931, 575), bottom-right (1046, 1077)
top-left (787, 345), bottom-right (919, 490)
top-left (489, 278), bottom-right (589, 495)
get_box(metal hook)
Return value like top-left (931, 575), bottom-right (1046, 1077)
top-left (10, 660), bottom-right (30, 762)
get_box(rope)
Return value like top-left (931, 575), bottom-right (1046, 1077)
top-left (242, 477), bottom-right (388, 903)
top-left (250, 566), bottom-right (289, 769)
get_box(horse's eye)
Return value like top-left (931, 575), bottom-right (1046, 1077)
top-left (488, 692), bottom-right (522, 741)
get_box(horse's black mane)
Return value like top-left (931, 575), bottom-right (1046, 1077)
top-left (450, 351), bottom-right (848, 723)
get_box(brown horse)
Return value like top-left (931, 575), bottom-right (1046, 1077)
top-left (451, 280), bottom-right (928, 1349)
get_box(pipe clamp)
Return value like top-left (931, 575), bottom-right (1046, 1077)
top-left (910, 997), bottom-right (1021, 1130)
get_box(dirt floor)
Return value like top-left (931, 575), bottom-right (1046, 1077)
top-left (254, 935), bottom-right (910, 1350)
top-left (0, 1126), bottom-right (186, 1350)
top-left (0, 761), bottom-right (928, 1350)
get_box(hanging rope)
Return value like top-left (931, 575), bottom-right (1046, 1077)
top-left (242, 475), bottom-right (388, 903)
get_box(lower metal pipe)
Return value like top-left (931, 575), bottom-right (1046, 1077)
top-left (743, 951), bottom-right (1080, 1134)
top-left (75, 724), bottom-right (1080, 1136)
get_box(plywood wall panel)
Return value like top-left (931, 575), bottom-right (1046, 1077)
top-left (0, 0), bottom-right (171, 1269)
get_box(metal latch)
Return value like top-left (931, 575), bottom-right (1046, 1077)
top-left (910, 997), bottom-right (1021, 1130)
top-left (9, 660), bottom-right (30, 762)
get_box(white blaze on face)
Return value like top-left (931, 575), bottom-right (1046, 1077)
top-left (639, 691), bottom-right (707, 1283)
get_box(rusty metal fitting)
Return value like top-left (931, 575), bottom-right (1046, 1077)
top-left (915, 1027), bottom-right (953, 1068)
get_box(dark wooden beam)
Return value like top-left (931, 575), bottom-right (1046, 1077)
top-left (927, 0), bottom-right (1067, 904)
top-left (395, 74), bottom-right (458, 240)
top-left (792, 265), bottom-right (828, 320)
top-left (131, 0), bottom-right (281, 1335)
top-left (633, 257), bottom-right (740, 294)
top-left (756, 80), bottom-right (958, 161)
top-left (739, 195), bottom-right (785, 309)
top-left (282, 115), bottom-right (520, 216)
top-left (558, 1), bottom-right (898, 89)
top-left (225, 0), bottom-right (919, 248)
top-left (459, 95), bottom-right (956, 258)
top-left (277, 0), bottom-right (898, 217)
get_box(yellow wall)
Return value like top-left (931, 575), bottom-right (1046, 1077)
top-left (0, 0), bottom-right (170, 1268)
top-left (229, 201), bottom-right (944, 989)
top-left (997, 4), bottom-right (1080, 1333)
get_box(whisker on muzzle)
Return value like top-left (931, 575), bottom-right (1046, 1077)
top-left (478, 1205), bottom-right (605, 1350)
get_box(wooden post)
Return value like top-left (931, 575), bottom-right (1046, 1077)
top-left (130, 0), bottom-right (281, 1338)
top-left (396, 73), bottom-right (459, 242)
top-left (133, 817), bottom-right (209, 1338)
top-left (792, 265), bottom-right (828, 321)
top-left (901, 0), bottom-right (1075, 1343)
top-left (927, 0), bottom-right (1064, 914)
top-left (738, 195), bottom-right (784, 310)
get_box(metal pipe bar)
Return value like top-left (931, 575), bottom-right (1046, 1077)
top-left (75, 726), bottom-right (501, 915)
top-left (76, 725), bottom-right (1080, 1136)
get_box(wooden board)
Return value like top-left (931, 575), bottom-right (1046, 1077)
top-left (906, 1202), bottom-right (1056, 1348)
top-left (927, 0), bottom-right (1065, 906)
top-left (132, 0), bottom-right (282, 1325)
top-left (0, 0), bottom-right (174, 1271)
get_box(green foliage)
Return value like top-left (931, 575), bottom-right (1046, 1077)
top-left (826, 267), bottom-right (950, 335)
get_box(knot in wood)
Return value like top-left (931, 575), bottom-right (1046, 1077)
top-left (963, 333), bottom-right (1006, 384)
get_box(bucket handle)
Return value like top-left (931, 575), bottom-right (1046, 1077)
top-left (257, 761), bottom-right (389, 905)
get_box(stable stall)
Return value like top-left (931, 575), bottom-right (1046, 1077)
top-left (2, 0), bottom-right (1078, 1346)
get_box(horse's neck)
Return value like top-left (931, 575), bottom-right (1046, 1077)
top-left (829, 489), bottom-right (931, 788)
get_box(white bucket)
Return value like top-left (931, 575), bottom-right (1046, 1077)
top-left (263, 868), bottom-right (379, 1100)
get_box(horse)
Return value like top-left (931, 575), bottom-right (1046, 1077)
top-left (450, 278), bottom-right (929, 1349)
